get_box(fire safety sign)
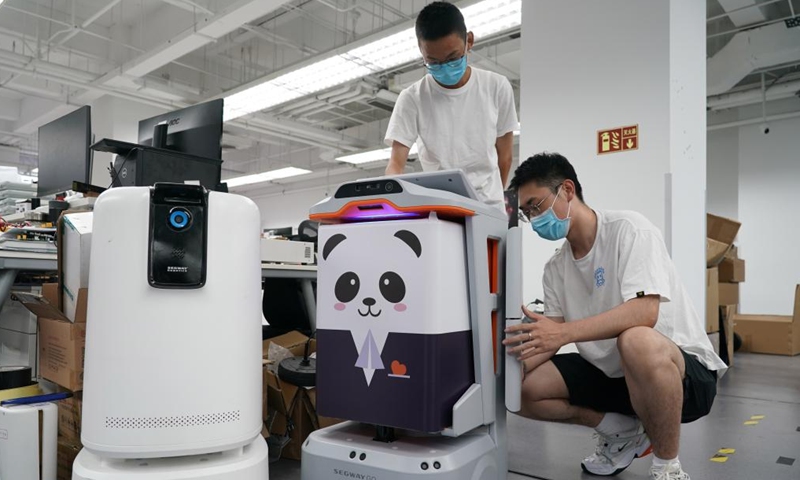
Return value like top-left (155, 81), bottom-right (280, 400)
top-left (597, 125), bottom-right (639, 155)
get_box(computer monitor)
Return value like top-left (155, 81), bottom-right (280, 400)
top-left (137, 99), bottom-right (223, 160)
top-left (37, 106), bottom-right (92, 197)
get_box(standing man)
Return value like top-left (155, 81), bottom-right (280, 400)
top-left (384, 1), bottom-right (518, 211)
top-left (503, 153), bottom-right (726, 480)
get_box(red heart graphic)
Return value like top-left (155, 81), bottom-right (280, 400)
top-left (391, 360), bottom-right (407, 376)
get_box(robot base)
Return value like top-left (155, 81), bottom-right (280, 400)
top-left (302, 422), bottom-right (501, 480)
top-left (73, 436), bottom-right (268, 480)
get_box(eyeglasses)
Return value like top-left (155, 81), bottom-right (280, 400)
top-left (423, 53), bottom-right (467, 72)
top-left (518, 184), bottom-right (562, 222)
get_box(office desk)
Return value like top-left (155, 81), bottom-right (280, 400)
top-left (261, 263), bottom-right (317, 330)
top-left (0, 251), bottom-right (58, 311)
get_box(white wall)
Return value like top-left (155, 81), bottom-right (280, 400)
top-left (737, 116), bottom-right (800, 315)
top-left (250, 185), bottom-right (332, 231)
top-left (520, 0), bottom-right (707, 314)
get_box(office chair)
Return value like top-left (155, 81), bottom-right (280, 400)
top-left (261, 277), bottom-right (314, 340)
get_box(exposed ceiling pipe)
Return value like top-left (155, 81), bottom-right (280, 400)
top-left (297, 104), bottom-right (339, 119)
top-left (707, 22), bottom-right (800, 96)
top-left (277, 85), bottom-right (352, 114)
top-left (0, 3), bottom-right (144, 54)
top-left (284, 85), bottom-right (368, 116)
top-left (707, 79), bottom-right (800, 110)
top-left (326, 86), bottom-right (368, 104)
top-left (162, 0), bottom-right (215, 15)
top-left (709, 0), bottom-right (774, 26)
top-left (50, 0), bottom-right (122, 48)
top-left (0, 50), bottom-right (103, 84)
top-left (708, 109), bottom-right (800, 131)
top-left (0, 54), bottom-right (366, 150)
top-left (375, 88), bottom-right (399, 104)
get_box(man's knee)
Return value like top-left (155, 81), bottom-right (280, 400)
top-left (618, 327), bottom-right (677, 374)
top-left (521, 360), bottom-right (568, 404)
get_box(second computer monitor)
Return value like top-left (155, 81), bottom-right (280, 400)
top-left (137, 99), bottom-right (223, 160)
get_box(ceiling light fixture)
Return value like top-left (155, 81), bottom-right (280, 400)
top-left (223, 0), bottom-right (521, 122)
top-left (225, 167), bottom-right (312, 188)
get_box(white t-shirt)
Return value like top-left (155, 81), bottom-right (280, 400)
top-left (384, 67), bottom-right (518, 210)
top-left (543, 210), bottom-right (727, 378)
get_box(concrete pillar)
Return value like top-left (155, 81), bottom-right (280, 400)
top-left (519, 0), bottom-right (707, 322)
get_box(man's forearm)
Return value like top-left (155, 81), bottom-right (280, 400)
top-left (499, 156), bottom-right (511, 187)
top-left (563, 296), bottom-right (659, 344)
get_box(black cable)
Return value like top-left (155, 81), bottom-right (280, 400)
top-left (507, 470), bottom-right (554, 480)
top-left (107, 147), bottom-right (141, 189)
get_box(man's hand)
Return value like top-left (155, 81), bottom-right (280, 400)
top-left (503, 305), bottom-right (570, 360)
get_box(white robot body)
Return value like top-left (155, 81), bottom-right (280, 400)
top-left (73, 435), bottom-right (269, 480)
top-left (0, 402), bottom-right (57, 480)
top-left (80, 185), bottom-right (263, 459)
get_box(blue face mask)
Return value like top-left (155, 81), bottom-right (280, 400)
top-left (530, 188), bottom-right (571, 241)
top-left (427, 54), bottom-right (468, 86)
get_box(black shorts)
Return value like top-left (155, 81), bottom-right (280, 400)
top-left (551, 349), bottom-right (717, 423)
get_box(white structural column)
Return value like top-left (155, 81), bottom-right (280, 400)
top-left (519, 0), bottom-right (707, 324)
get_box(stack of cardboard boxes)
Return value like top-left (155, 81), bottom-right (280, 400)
top-left (14, 212), bottom-right (92, 480)
top-left (706, 213), bottom-right (800, 358)
top-left (262, 331), bottom-right (342, 461)
top-left (706, 214), bottom-right (742, 366)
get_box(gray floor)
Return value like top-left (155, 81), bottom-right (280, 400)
top-left (269, 353), bottom-right (800, 479)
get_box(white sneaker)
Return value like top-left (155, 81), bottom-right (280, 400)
top-left (581, 422), bottom-right (653, 476)
top-left (650, 461), bottom-right (691, 480)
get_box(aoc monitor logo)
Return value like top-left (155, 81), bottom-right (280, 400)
top-left (333, 469), bottom-right (377, 480)
top-left (167, 117), bottom-right (180, 126)
top-left (167, 266), bottom-right (188, 273)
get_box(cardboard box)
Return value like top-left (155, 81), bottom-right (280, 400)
top-left (719, 282), bottom-right (740, 306)
top-left (725, 245), bottom-right (738, 259)
top-left (707, 332), bottom-right (720, 356)
top-left (734, 285), bottom-right (800, 356)
top-left (719, 258), bottom-right (745, 283)
top-left (263, 331), bottom-right (341, 460)
top-left (39, 317), bottom-right (86, 391)
top-left (57, 436), bottom-right (82, 480)
top-left (706, 239), bottom-right (730, 267)
top-left (707, 214), bottom-right (741, 245)
top-left (58, 392), bottom-right (83, 443)
top-left (706, 268), bottom-right (720, 333)
top-left (12, 284), bottom-right (88, 324)
top-left (58, 212), bottom-right (92, 322)
top-left (706, 214), bottom-right (741, 267)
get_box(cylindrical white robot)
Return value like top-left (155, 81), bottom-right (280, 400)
top-left (75, 184), bottom-right (267, 478)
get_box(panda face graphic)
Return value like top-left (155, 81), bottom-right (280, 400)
top-left (324, 229), bottom-right (420, 320)
top-left (320, 227), bottom-right (423, 386)
top-left (332, 269), bottom-right (407, 318)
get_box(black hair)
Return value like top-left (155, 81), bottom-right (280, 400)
top-left (415, 2), bottom-right (467, 42)
top-left (509, 152), bottom-right (585, 202)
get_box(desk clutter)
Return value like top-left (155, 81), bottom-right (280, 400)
top-left (1, 207), bottom-right (92, 479)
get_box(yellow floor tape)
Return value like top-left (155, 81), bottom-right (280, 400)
top-left (718, 449), bottom-right (736, 455)
top-left (743, 420), bottom-right (759, 426)
top-left (710, 455), bottom-right (729, 463)
top-left (750, 415), bottom-right (765, 420)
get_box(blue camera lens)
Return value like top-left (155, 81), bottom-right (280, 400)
top-left (169, 209), bottom-right (191, 230)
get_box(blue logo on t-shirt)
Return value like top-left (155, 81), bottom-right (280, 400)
top-left (595, 267), bottom-right (606, 288)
